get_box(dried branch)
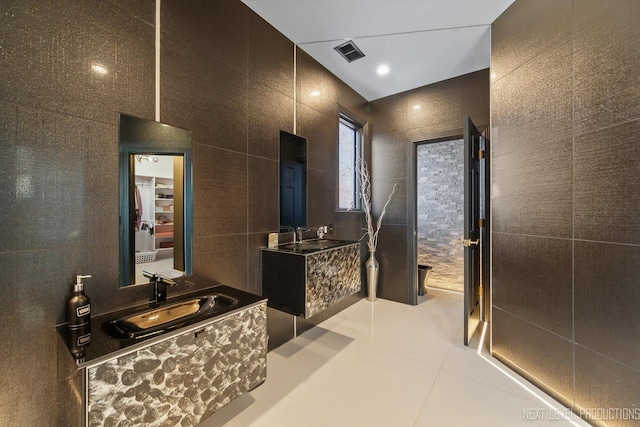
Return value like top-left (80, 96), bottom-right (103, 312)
top-left (357, 158), bottom-right (398, 254)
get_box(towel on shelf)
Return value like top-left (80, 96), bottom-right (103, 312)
top-left (135, 184), bottom-right (142, 230)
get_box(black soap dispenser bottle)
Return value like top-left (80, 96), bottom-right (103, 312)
top-left (67, 274), bottom-right (92, 329)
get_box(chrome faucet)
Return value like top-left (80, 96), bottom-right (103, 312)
top-left (143, 271), bottom-right (177, 304)
top-left (316, 225), bottom-right (328, 239)
top-left (295, 226), bottom-right (311, 243)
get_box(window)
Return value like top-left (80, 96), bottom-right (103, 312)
top-left (338, 115), bottom-right (363, 210)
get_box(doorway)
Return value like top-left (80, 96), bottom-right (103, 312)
top-left (407, 116), bottom-right (489, 346)
top-left (133, 154), bottom-right (184, 284)
top-left (416, 138), bottom-right (465, 292)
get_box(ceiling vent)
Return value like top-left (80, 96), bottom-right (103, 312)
top-left (334, 40), bottom-right (365, 63)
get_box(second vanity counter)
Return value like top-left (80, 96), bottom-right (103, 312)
top-left (262, 239), bottom-right (361, 318)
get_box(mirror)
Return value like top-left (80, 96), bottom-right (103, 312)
top-left (119, 114), bottom-right (193, 287)
top-left (279, 131), bottom-right (307, 232)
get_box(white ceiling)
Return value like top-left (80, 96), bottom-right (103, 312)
top-left (242, 0), bottom-right (515, 101)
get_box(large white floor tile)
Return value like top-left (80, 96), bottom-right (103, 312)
top-left (251, 340), bottom-right (439, 427)
top-left (415, 370), bottom-right (587, 427)
top-left (199, 289), bottom-right (587, 427)
top-left (358, 295), bottom-right (462, 369)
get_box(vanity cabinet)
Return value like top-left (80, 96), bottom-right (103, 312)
top-left (84, 303), bottom-right (266, 426)
top-left (262, 243), bottom-right (361, 318)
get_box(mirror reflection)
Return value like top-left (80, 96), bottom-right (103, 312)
top-left (279, 131), bottom-right (307, 232)
top-left (133, 154), bottom-right (184, 283)
top-left (119, 114), bottom-right (193, 287)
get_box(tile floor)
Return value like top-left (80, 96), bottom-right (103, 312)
top-left (200, 289), bottom-right (589, 427)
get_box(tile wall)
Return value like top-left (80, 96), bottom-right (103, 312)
top-left (0, 0), bottom-right (367, 424)
top-left (369, 70), bottom-right (489, 303)
top-left (491, 1), bottom-right (640, 424)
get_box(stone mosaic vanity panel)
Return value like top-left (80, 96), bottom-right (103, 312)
top-left (306, 244), bottom-right (361, 317)
top-left (86, 303), bottom-right (267, 426)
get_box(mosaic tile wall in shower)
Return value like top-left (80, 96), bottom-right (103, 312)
top-left (417, 139), bottom-right (464, 292)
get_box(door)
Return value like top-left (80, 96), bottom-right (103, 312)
top-left (463, 116), bottom-right (483, 346)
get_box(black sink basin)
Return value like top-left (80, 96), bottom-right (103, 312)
top-left (279, 239), bottom-right (350, 253)
top-left (102, 293), bottom-right (237, 340)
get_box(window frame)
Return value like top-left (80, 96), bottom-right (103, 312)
top-left (336, 113), bottom-right (364, 212)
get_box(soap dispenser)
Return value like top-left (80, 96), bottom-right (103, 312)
top-left (67, 275), bottom-right (92, 329)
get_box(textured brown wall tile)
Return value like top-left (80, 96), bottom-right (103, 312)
top-left (492, 309), bottom-right (574, 408)
top-left (307, 169), bottom-right (337, 228)
top-left (0, 0), bottom-right (370, 424)
top-left (491, 39), bottom-right (573, 238)
top-left (297, 103), bottom-right (338, 174)
top-left (0, 0), bottom-right (155, 124)
top-left (373, 178), bottom-right (406, 226)
top-left (405, 79), bottom-right (461, 132)
top-left (248, 10), bottom-right (294, 97)
top-left (371, 131), bottom-right (408, 181)
top-left (575, 241), bottom-right (640, 372)
top-left (491, 0), bottom-right (640, 420)
top-left (0, 104), bottom-right (117, 252)
top-left (573, 0), bottom-right (640, 135)
top-left (248, 157), bottom-right (279, 233)
top-left (575, 345), bottom-right (640, 427)
top-left (492, 233), bottom-right (573, 339)
top-left (491, 0), bottom-right (572, 83)
top-left (369, 94), bottom-right (407, 136)
top-left (574, 120), bottom-right (640, 244)
top-left (193, 144), bottom-right (248, 236)
top-left (296, 48), bottom-right (339, 120)
top-left (162, 36), bottom-right (248, 153)
top-left (193, 235), bottom-right (248, 292)
top-left (248, 78), bottom-right (294, 160)
top-left (370, 71), bottom-right (489, 303)
top-left (161, 0), bottom-right (248, 72)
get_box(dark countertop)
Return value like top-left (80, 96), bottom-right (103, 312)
top-left (57, 284), bottom-right (266, 367)
top-left (262, 239), bottom-right (359, 255)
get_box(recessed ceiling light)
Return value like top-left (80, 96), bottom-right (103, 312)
top-left (91, 63), bottom-right (108, 75)
top-left (310, 91), bottom-right (321, 97)
top-left (377, 65), bottom-right (389, 75)
top-left (413, 104), bottom-right (421, 110)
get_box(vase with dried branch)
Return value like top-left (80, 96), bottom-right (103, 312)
top-left (357, 159), bottom-right (398, 302)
